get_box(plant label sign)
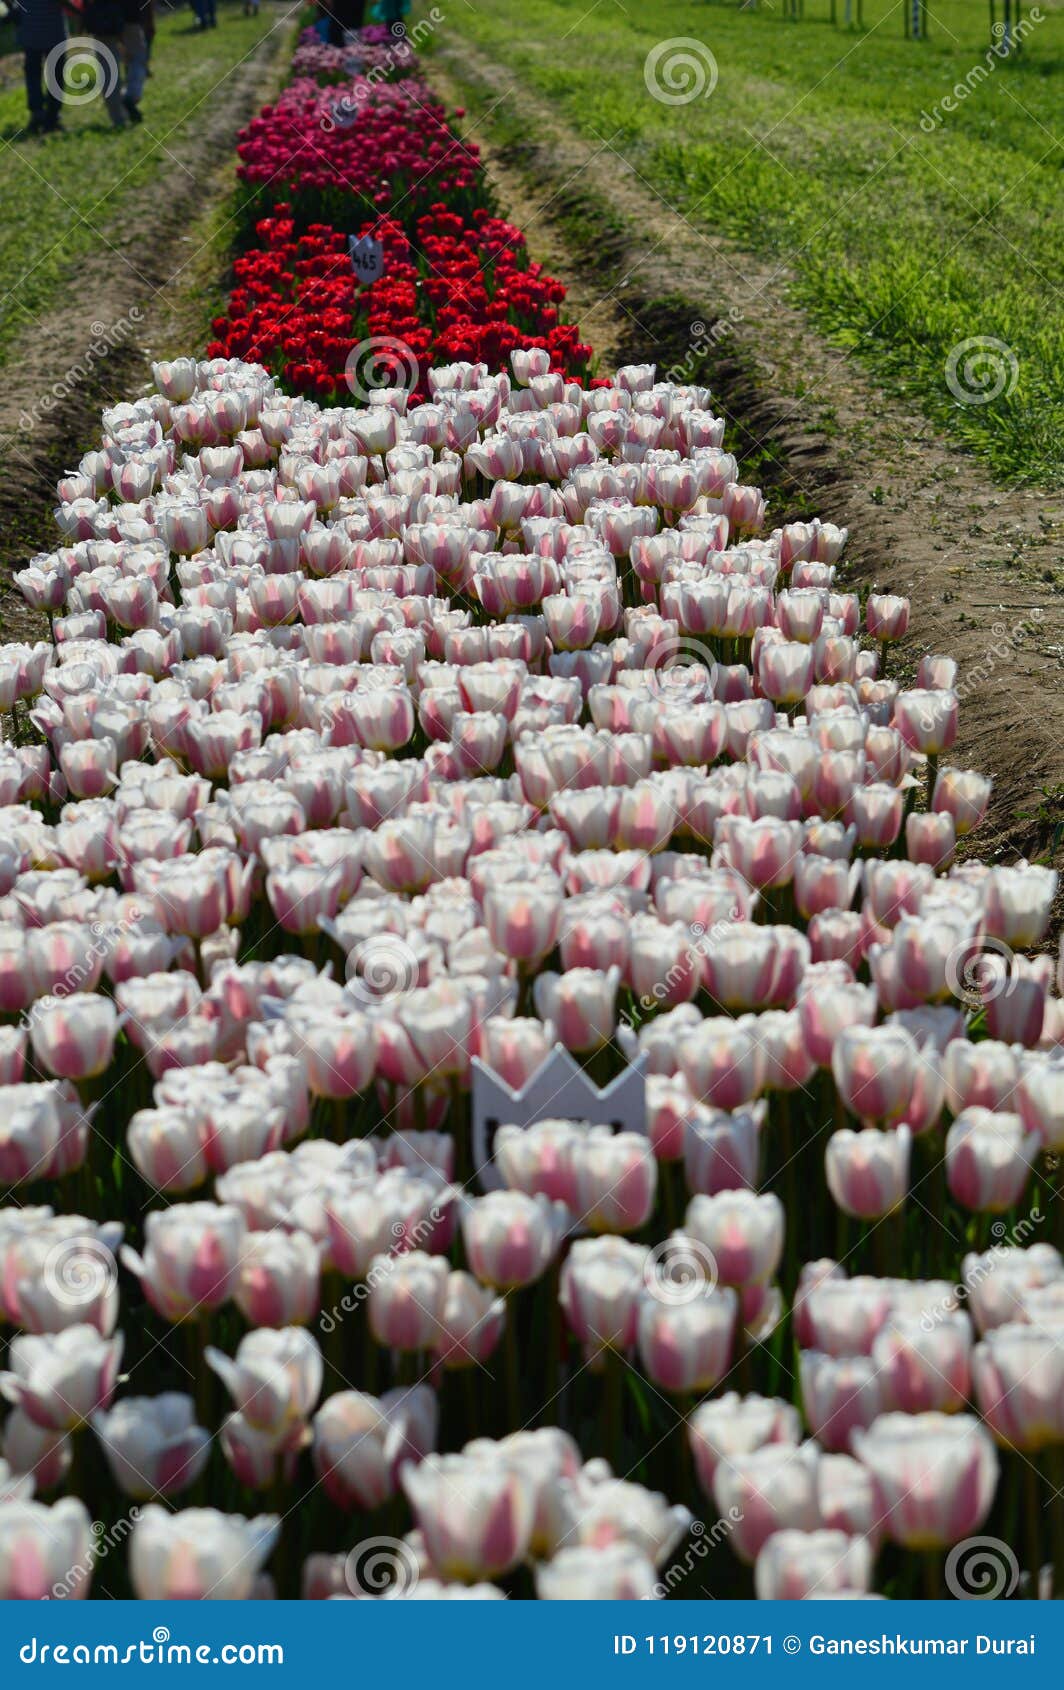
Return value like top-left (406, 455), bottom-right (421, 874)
top-left (349, 235), bottom-right (385, 285)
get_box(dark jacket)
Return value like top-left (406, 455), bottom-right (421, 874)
top-left (82, 0), bottom-right (126, 33)
top-left (13, 0), bottom-right (68, 52)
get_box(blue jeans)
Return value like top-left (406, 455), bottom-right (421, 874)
top-left (124, 21), bottom-right (147, 100)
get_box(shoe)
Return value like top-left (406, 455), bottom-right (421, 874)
top-left (123, 95), bottom-right (143, 124)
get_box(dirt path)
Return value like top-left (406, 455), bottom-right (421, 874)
top-left (0, 8), bottom-right (295, 635)
top-left (429, 41), bottom-right (1064, 865)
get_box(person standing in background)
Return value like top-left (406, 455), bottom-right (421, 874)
top-left (82, 0), bottom-right (131, 126)
top-left (13, 0), bottom-right (68, 135)
top-left (119, 0), bottom-right (149, 122)
top-left (142, 0), bottom-right (155, 74)
top-left (323, 0), bottom-right (364, 46)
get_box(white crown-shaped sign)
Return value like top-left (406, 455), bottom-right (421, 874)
top-left (471, 1045), bottom-right (648, 1191)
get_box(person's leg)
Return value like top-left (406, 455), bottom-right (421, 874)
top-left (96, 34), bottom-right (127, 125)
top-left (23, 49), bottom-right (46, 129)
top-left (42, 47), bottom-right (63, 129)
top-left (122, 22), bottom-right (147, 112)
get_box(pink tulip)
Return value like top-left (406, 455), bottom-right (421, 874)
top-left (403, 1451), bottom-right (534, 1582)
top-left (571, 1130), bottom-right (656, 1234)
top-left (483, 881), bottom-right (562, 963)
top-left (831, 1024), bottom-right (918, 1123)
top-left (637, 1285), bottom-right (737, 1394)
top-left (972, 1324), bottom-right (1064, 1451)
top-left (1, 1325), bottom-right (122, 1431)
top-left (368, 1251), bottom-right (449, 1351)
top-left (852, 1412), bottom-right (997, 1548)
top-left (826, 1125), bottom-right (911, 1219)
top-left (983, 864), bottom-right (1057, 948)
top-left (234, 1231), bottom-right (321, 1328)
top-left (817, 1454), bottom-right (882, 1547)
top-left (866, 594), bottom-right (909, 642)
top-left (932, 766), bottom-right (992, 836)
top-left (894, 689), bottom-right (959, 756)
top-left (942, 1039), bottom-right (1018, 1113)
top-left (684, 1190), bottom-right (783, 1286)
top-left (799, 1352), bottom-right (882, 1453)
top-left (755, 1529), bottom-right (872, 1600)
top-left (874, 1314), bottom-right (971, 1415)
top-left (532, 968), bottom-right (619, 1052)
top-left (129, 1506), bottom-right (279, 1600)
top-left (93, 1395), bottom-right (210, 1499)
top-left (679, 1017), bottom-right (766, 1111)
top-left (684, 1106), bottom-right (761, 1195)
top-left (559, 1236), bottom-right (648, 1352)
top-left (712, 1444), bottom-right (820, 1563)
top-left (313, 1386), bottom-right (437, 1511)
top-left (0, 1498), bottom-right (94, 1599)
top-left (435, 1272), bottom-right (506, 1369)
top-left (26, 994), bottom-right (120, 1082)
top-left (462, 1193), bottom-right (567, 1290)
top-left (688, 1392), bottom-right (800, 1498)
top-left (945, 1109), bottom-right (1037, 1212)
top-left (121, 1202), bottom-right (245, 1322)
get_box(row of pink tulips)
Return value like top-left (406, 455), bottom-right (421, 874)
top-left (0, 25), bottom-right (1061, 1604)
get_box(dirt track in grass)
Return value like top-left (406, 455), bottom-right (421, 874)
top-left (428, 40), bottom-right (1064, 871)
top-left (0, 9), bottom-right (296, 638)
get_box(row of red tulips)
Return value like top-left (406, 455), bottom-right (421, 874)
top-left (207, 207), bottom-right (592, 404)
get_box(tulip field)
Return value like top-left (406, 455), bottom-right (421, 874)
top-left (0, 10), bottom-right (1063, 1612)
top-left (430, 0), bottom-right (1064, 487)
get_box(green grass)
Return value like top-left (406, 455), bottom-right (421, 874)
top-left (429, 0), bottom-right (1064, 486)
top-left (0, 1), bottom-right (290, 364)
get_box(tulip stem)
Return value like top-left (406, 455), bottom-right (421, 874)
top-left (191, 1310), bottom-right (213, 1428)
top-left (542, 1263), bottom-right (562, 1427)
top-left (504, 1295), bottom-right (521, 1432)
top-left (1024, 1459), bottom-right (1042, 1592)
top-left (922, 1551), bottom-right (942, 1599)
top-left (362, 1307), bottom-right (379, 1397)
top-left (603, 1347), bottom-right (624, 1468)
top-left (1048, 1449), bottom-right (1064, 1598)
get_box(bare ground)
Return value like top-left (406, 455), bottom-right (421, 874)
top-left (0, 10), bottom-right (295, 636)
top-left (429, 40), bottom-right (1064, 868)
